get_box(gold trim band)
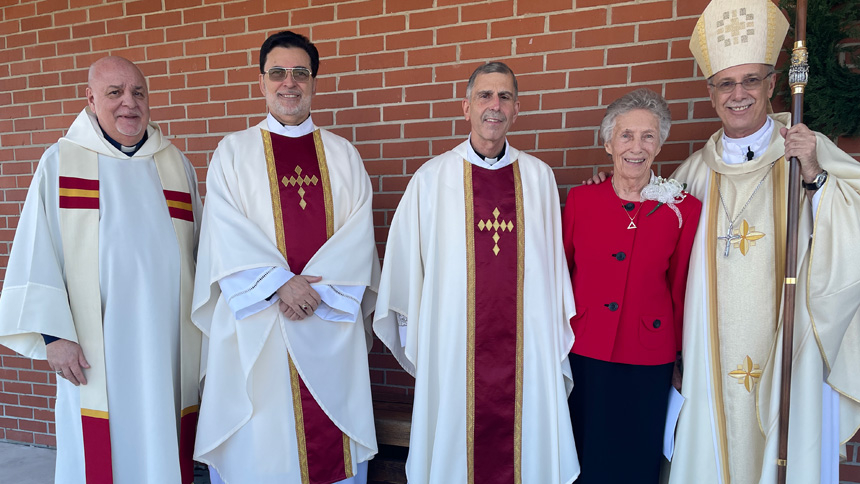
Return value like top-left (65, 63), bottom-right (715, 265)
top-left (463, 160), bottom-right (476, 484)
top-left (81, 408), bottom-right (109, 419)
top-left (59, 188), bottom-right (98, 198)
top-left (777, 458), bottom-right (787, 467)
top-left (784, 278), bottom-right (796, 285)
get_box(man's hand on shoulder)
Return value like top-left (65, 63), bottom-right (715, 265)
top-left (47, 339), bottom-right (90, 386)
top-left (277, 275), bottom-right (323, 321)
top-left (780, 123), bottom-right (821, 182)
top-left (582, 170), bottom-right (611, 186)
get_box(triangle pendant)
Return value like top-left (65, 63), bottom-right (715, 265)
top-left (627, 220), bottom-right (637, 230)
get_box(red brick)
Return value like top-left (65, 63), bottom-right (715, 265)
top-left (266, 0), bottom-right (310, 12)
top-left (127, 0), bottom-right (162, 15)
top-left (168, 56), bottom-right (207, 74)
top-left (385, 0), bottom-right (433, 13)
top-left (409, 8), bottom-right (457, 30)
top-left (336, 107), bottom-right (380, 125)
top-left (88, 3), bottom-right (124, 21)
top-left (31, 384), bottom-right (55, 397)
top-left (677, 0), bottom-right (711, 17)
top-left (601, 84), bottom-right (663, 106)
top-left (203, 18), bottom-right (244, 37)
top-left (339, 35), bottom-right (383, 56)
top-left (665, 80), bottom-right (709, 100)
top-left (640, 18), bottom-right (699, 42)
top-left (313, 92), bottom-right (353, 111)
top-left (20, 15), bottom-right (51, 32)
top-left (404, 120), bottom-right (453, 139)
top-left (385, 68), bottom-right (431, 87)
top-left (405, 84), bottom-right (455, 103)
top-left (312, 21), bottom-right (358, 41)
top-left (384, 370), bottom-right (416, 387)
top-left (91, 34), bottom-right (129, 52)
top-left (360, 15), bottom-right (406, 35)
top-left (4, 3), bottom-right (36, 20)
top-left (512, 113), bottom-right (563, 131)
top-left (607, 43), bottom-right (668, 65)
top-left (37, 27), bottom-right (71, 44)
top-left (406, 46), bottom-right (456, 67)
top-left (542, 89), bottom-right (601, 110)
top-left (54, 9), bottom-right (87, 27)
top-left (569, 66), bottom-right (628, 88)
top-left (382, 140), bottom-right (429, 159)
top-left (5, 429), bottom-right (34, 444)
top-left (292, 5), bottom-right (335, 25)
top-left (37, 0), bottom-right (69, 15)
top-left (437, 24), bottom-right (487, 46)
top-left (15, 370), bottom-right (47, 384)
top-left (128, 29), bottom-right (165, 47)
top-left (337, 72), bottom-right (382, 91)
top-left (225, 33), bottom-right (264, 54)
top-left (383, 103), bottom-right (430, 122)
top-left (5, 405), bottom-right (33, 419)
top-left (1, 357), bottom-right (32, 370)
top-left (516, 72), bottom-right (565, 93)
top-left (612, 1), bottom-right (673, 24)
top-left (355, 124), bottom-right (401, 142)
top-left (517, 33), bottom-right (573, 54)
top-left (34, 433), bottom-right (57, 447)
top-left (491, 16), bottom-right (544, 39)
top-left (516, 0), bottom-right (572, 14)
top-left (358, 52), bottom-right (404, 70)
top-left (224, 0), bottom-right (263, 17)
top-left (384, 31), bottom-right (432, 51)
top-left (338, 0), bottom-right (383, 19)
top-left (538, 130), bottom-right (596, 150)
top-left (461, 39), bottom-right (513, 60)
top-left (575, 25), bottom-right (634, 48)
top-left (18, 419), bottom-right (47, 433)
top-left (565, 108), bottom-right (608, 129)
top-left (462, 0), bottom-right (514, 22)
top-left (356, 88), bottom-right (401, 106)
top-left (632, 60), bottom-right (696, 83)
top-left (671, 40), bottom-right (695, 61)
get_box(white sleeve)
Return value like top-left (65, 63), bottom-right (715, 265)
top-left (218, 267), bottom-right (292, 320)
top-left (397, 312), bottom-right (408, 347)
top-left (311, 284), bottom-right (366, 323)
top-left (811, 187), bottom-right (822, 223)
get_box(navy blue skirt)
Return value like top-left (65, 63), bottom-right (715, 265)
top-left (568, 353), bottom-right (673, 484)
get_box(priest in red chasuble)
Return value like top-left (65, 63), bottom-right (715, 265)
top-left (193, 31), bottom-right (382, 484)
top-left (0, 57), bottom-right (201, 484)
top-left (374, 62), bottom-right (580, 483)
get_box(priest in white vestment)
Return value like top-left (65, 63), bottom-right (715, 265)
top-left (193, 31), bottom-right (381, 484)
top-left (666, 2), bottom-right (860, 483)
top-left (374, 62), bottom-right (579, 484)
top-left (0, 57), bottom-right (202, 484)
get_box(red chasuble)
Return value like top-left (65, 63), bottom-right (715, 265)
top-left (463, 160), bottom-right (525, 484)
top-left (262, 129), bottom-right (353, 484)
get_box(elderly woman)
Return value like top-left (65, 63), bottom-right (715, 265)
top-left (562, 88), bottom-right (702, 483)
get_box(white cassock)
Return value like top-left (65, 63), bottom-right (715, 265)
top-left (0, 108), bottom-right (201, 484)
top-left (668, 112), bottom-right (860, 484)
top-left (193, 115), bottom-right (379, 484)
top-left (374, 139), bottom-right (580, 484)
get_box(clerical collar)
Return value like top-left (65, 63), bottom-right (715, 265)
top-left (266, 113), bottom-right (315, 138)
top-left (721, 116), bottom-right (773, 165)
top-left (99, 124), bottom-right (148, 157)
top-left (465, 135), bottom-right (512, 170)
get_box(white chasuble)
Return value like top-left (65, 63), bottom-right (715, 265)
top-left (374, 141), bottom-right (579, 484)
top-left (668, 113), bottom-right (860, 484)
top-left (193, 121), bottom-right (380, 484)
top-left (0, 108), bottom-right (202, 484)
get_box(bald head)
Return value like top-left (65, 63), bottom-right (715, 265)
top-left (86, 56), bottom-right (150, 146)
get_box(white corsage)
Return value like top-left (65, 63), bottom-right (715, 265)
top-left (640, 173), bottom-right (687, 228)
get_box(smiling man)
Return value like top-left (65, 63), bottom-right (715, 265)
top-left (0, 56), bottom-right (202, 483)
top-left (374, 62), bottom-right (580, 483)
top-left (192, 31), bottom-right (382, 484)
top-left (667, 1), bottom-right (860, 483)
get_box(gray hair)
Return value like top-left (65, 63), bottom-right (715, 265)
top-left (599, 88), bottom-right (671, 145)
top-left (465, 62), bottom-right (518, 100)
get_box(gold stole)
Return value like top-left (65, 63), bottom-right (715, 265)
top-left (705, 157), bottom-right (787, 483)
top-left (57, 140), bottom-right (199, 483)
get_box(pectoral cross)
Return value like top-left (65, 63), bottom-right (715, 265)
top-left (477, 207), bottom-right (514, 256)
top-left (717, 222), bottom-right (742, 257)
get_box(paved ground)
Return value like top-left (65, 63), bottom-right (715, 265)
top-left (0, 441), bottom-right (211, 483)
top-left (0, 441), bottom-right (55, 484)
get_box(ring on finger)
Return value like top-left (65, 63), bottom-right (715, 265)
top-left (301, 303), bottom-right (310, 311)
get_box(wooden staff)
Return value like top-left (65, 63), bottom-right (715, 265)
top-left (777, 1), bottom-right (809, 483)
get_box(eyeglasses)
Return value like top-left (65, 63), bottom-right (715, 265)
top-left (709, 71), bottom-right (774, 94)
top-left (265, 67), bottom-right (312, 83)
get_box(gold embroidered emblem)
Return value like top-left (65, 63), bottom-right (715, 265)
top-left (715, 8), bottom-right (755, 46)
top-left (728, 355), bottom-right (763, 392)
top-left (731, 219), bottom-right (765, 256)
top-left (282, 165), bottom-right (319, 210)
top-left (477, 207), bottom-right (514, 256)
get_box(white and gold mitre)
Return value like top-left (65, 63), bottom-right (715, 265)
top-left (689, 0), bottom-right (789, 78)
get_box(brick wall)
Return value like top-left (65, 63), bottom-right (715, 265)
top-left (1, 0), bottom-right (858, 478)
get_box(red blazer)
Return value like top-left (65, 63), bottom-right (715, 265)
top-left (562, 177), bottom-right (702, 365)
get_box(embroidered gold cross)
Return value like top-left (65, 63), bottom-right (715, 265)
top-left (282, 165), bottom-right (318, 210)
top-left (728, 355), bottom-right (763, 393)
top-left (732, 219), bottom-right (765, 256)
top-left (477, 207), bottom-right (514, 256)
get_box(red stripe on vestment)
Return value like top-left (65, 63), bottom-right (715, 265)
top-left (81, 414), bottom-right (114, 483)
top-left (163, 189), bottom-right (192, 204)
top-left (59, 176), bottom-right (99, 190)
top-left (469, 163), bottom-right (520, 483)
top-left (179, 410), bottom-right (198, 484)
top-left (60, 197), bottom-right (99, 209)
top-left (167, 206), bottom-right (194, 222)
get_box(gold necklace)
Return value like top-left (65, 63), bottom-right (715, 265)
top-left (612, 178), bottom-right (644, 229)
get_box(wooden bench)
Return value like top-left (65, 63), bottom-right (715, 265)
top-left (368, 398), bottom-right (412, 484)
